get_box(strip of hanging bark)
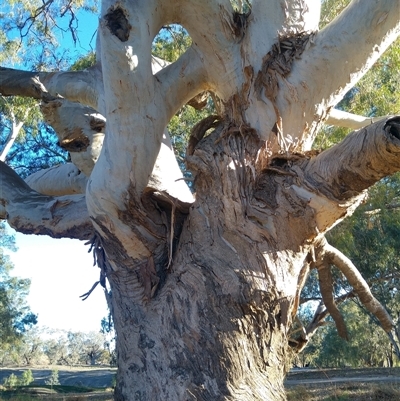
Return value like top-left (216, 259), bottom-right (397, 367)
top-left (316, 260), bottom-right (349, 340)
top-left (321, 238), bottom-right (394, 333)
top-left (186, 114), bottom-right (221, 156)
top-left (186, 91), bottom-right (209, 110)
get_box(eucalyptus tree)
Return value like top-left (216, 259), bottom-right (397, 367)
top-left (0, 223), bottom-right (37, 363)
top-left (1, 1), bottom-right (400, 400)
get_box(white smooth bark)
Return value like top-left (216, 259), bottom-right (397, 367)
top-left (282, 0), bottom-right (400, 148)
top-left (326, 108), bottom-right (388, 130)
top-left (41, 98), bottom-right (105, 176)
top-left (0, 111), bottom-right (25, 162)
top-left (39, 66), bottom-right (102, 109)
top-left (249, 0), bottom-right (320, 68)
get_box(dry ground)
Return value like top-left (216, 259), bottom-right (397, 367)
top-left (286, 367), bottom-right (400, 401)
top-left (0, 367), bottom-right (399, 400)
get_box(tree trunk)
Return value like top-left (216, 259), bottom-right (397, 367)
top-left (108, 133), bottom-right (297, 400)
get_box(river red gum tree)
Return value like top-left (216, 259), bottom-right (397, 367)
top-left (1, 1), bottom-right (400, 400)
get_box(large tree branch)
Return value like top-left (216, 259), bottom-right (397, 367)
top-left (288, 117), bottom-right (400, 235)
top-left (156, 47), bottom-right (210, 119)
top-left (305, 117), bottom-right (400, 202)
top-left (0, 66), bottom-right (101, 109)
top-left (326, 109), bottom-right (389, 130)
top-left (310, 0), bottom-right (400, 106)
top-left (249, 0), bottom-right (320, 67)
top-left (322, 238), bottom-right (394, 333)
top-left (281, 0), bottom-right (400, 147)
top-left (96, 0), bottom-right (166, 194)
top-left (0, 161), bottom-right (92, 239)
top-left (315, 257), bottom-right (349, 340)
top-left (161, 0), bottom-right (246, 102)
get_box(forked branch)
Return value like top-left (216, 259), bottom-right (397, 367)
top-left (290, 232), bottom-right (396, 353)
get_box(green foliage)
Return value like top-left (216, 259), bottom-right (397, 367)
top-left (19, 370), bottom-right (34, 386)
top-left (5, 124), bottom-right (69, 178)
top-left (320, 0), bottom-right (352, 30)
top-left (152, 25), bottom-right (191, 63)
top-left (315, 37), bottom-right (400, 149)
top-left (45, 369), bottom-right (60, 386)
top-left (70, 52), bottom-right (96, 71)
top-left (301, 301), bottom-right (400, 368)
top-left (0, 223), bottom-right (37, 354)
top-left (2, 374), bottom-right (18, 389)
top-left (298, 0), bottom-right (400, 368)
top-left (2, 370), bottom-right (33, 389)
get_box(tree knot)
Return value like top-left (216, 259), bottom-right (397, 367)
top-left (384, 117), bottom-right (400, 141)
top-left (104, 6), bottom-right (131, 42)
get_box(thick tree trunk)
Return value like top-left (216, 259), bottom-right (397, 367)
top-left (107, 132), bottom-right (300, 400)
top-left (102, 117), bottom-right (400, 400)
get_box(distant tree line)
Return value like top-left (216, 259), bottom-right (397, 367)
top-left (0, 326), bottom-right (115, 367)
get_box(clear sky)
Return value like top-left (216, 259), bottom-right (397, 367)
top-left (6, 226), bottom-right (109, 333)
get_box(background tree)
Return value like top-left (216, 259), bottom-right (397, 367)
top-left (1, 1), bottom-right (400, 400)
top-left (0, 222), bottom-right (37, 365)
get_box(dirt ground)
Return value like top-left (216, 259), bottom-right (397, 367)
top-left (0, 366), bottom-right (399, 400)
top-left (285, 367), bottom-right (400, 385)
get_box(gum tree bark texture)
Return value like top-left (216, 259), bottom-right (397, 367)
top-left (1, 1), bottom-right (400, 400)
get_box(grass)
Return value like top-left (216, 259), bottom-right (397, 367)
top-left (0, 385), bottom-right (113, 400)
top-left (286, 382), bottom-right (400, 401)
